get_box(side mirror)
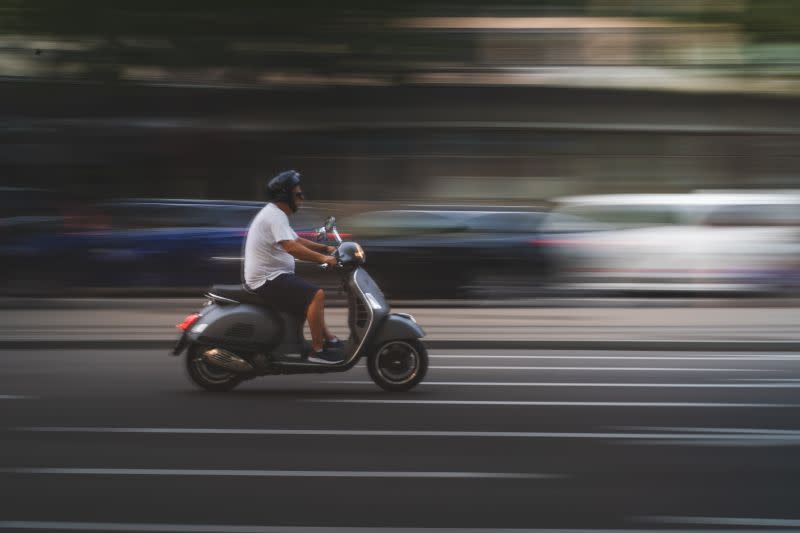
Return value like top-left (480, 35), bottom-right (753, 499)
top-left (324, 216), bottom-right (336, 233)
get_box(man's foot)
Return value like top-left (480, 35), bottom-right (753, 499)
top-left (324, 338), bottom-right (345, 350)
top-left (308, 347), bottom-right (345, 364)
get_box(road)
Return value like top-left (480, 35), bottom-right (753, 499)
top-left (2, 345), bottom-right (800, 532)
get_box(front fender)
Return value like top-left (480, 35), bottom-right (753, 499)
top-left (370, 313), bottom-right (425, 347)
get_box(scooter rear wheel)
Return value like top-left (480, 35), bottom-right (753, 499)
top-left (185, 344), bottom-right (242, 392)
top-left (368, 339), bottom-right (428, 392)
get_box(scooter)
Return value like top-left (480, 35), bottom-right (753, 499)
top-left (171, 217), bottom-right (427, 392)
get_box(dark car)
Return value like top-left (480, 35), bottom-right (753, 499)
top-left (0, 187), bottom-right (64, 240)
top-left (343, 208), bottom-right (550, 299)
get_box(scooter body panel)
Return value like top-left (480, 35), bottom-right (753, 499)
top-left (369, 314), bottom-right (425, 348)
top-left (185, 303), bottom-right (304, 355)
top-left (345, 267), bottom-right (388, 360)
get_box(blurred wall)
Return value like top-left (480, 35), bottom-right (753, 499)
top-left (3, 81), bottom-right (800, 203)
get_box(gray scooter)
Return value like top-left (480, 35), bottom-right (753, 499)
top-left (172, 217), bottom-right (427, 392)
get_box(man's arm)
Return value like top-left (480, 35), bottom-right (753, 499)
top-left (297, 237), bottom-right (336, 254)
top-left (281, 239), bottom-right (336, 265)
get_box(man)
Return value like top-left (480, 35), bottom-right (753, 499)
top-left (243, 170), bottom-right (343, 363)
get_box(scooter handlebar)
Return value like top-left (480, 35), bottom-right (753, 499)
top-left (319, 261), bottom-right (342, 271)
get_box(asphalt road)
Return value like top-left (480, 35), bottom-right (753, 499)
top-left (2, 346), bottom-right (800, 532)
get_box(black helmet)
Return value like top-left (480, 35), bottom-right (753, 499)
top-left (265, 170), bottom-right (302, 212)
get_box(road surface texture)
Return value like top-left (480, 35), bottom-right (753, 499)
top-left (2, 343), bottom-right (800, 532)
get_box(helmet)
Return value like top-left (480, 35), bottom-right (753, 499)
top-left (265, 170), bottom-right (302, 212)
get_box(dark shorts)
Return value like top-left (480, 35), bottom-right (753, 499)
top-left (252, 273), bottom-right (320, 317)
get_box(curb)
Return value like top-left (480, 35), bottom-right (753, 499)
top-left (2, 340), bottom-right (798, 352)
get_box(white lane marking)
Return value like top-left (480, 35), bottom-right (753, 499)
top-left (629, 439), bottom-right (800, 447)
top-left (0, 522), bottom-right (734, 533)
top-left (0, 395), bottom-right (35, 400)
top-left (331, 380), bottom-right (800, 388)
top-left (645, 515), bottom-right (800, 527)
top-left (14, 426), bottom-right (800, 443)
top-left (432, 354), bottom-right (800, 361)
top-left (304, 399), bottom-right (795, 408)
top-left (429, 366), bottom-right (770, 372)
top-left (0, 467), bottom-right (556, 479)
top-left (629, 426), bottom-right (800, 435)
top-left (729, 378), bottom-right (800, 382)
top-left (618, 426), bottom-right (800, 446)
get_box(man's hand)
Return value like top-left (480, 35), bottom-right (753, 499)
top-left (298, 237), bottom-right (337, 255)
top-left (281, 239), bottom-right (335, 265)
top-left (323, 256), bottom-right (338, 268)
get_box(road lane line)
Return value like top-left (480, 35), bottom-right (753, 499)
top-left (0, 521), bottom-right (749, 532)
top-left (644, 516), bottom-right (800, 527)
top-left (728, 378), bottom-right (800, 382)
top-left (629, 439), bottom-right (799, 447)
top-left (618, 426), bottom-right (800, 446)
top-left (429, 366), bottom-right (771, 372)
top-left (0, 395), bottom-right (35, 400)
top-left (13, 426), bottom-right (800, 443)
top-left (0, 467), bottom-right (557, 479)
top-left (329, 381), bottom-right (800, 388)
top-left (431, 354), bottom-right (800, 361)
top-left (304, 399), bottom-right (795, 408)
top-left (627, 426), bottom-right (800, 435)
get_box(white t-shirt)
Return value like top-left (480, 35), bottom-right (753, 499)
top-left (243, 203), bottom-right (298, 289)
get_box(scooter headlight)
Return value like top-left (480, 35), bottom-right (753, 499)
top-left (337, 241), bottom-right (366, 265)
top-left (354, 244), bottom-right (366, 263)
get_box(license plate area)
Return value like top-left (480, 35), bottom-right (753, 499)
top-left (171, 332), bottom-right (189, 356)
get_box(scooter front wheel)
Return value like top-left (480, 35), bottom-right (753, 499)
top-left (185, 344), bottom-right (242, 392)
top-left (368, 339), bottom-right (428, 392)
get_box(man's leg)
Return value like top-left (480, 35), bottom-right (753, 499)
top-left (323, 324), bottom-right (338, 342)
top-left (306, 289), bottom-right (340, 352)
top-left (306, 289), bottom-right (325, 352)
top-left (309, 288), bottom-right (343, 350)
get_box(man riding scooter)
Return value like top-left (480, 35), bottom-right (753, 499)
top-left (243, 170), bottom-right (343, 363)
top-left (173, 173), bottom-right (428, 392)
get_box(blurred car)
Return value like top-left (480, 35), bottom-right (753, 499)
top-left (342, 208), bottom-right (550, 299)
top-left (0, 188), bottom-right (68, 292)
top-left (539, 192), bottom-right (800, 294)
top-left (0, 187), bottom-right (64, 238)
top-left (2, 198), bottom-right (336, 295)
top-left (97, 198), bottom-right (266, 229)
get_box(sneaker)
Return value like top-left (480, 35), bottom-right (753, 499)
top-left (307, 347), bottom-right (344, 364)
top-left (324, 338), bottom-right (345, 350)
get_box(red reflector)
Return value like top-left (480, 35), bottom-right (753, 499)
top-left (176, 313), bottom-right (200, 331)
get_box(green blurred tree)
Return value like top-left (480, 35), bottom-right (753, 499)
top-left (741, 0), bottom-right (800, 42)
top-left (0, 0), bottom-right (593, 82)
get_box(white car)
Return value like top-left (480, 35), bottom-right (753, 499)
top-left (540, 192), bottom-right (800, 294)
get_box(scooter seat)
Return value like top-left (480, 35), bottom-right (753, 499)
top-left (207, 284), bottom-right (265, 306)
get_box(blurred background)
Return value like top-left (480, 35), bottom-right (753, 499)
top-left (2, 0), bottom-right (800, 300)
top-left (4, 4), bottom-right (800, 531)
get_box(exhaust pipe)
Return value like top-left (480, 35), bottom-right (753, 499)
top-left (202, 348), bottom-right (253, 373)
